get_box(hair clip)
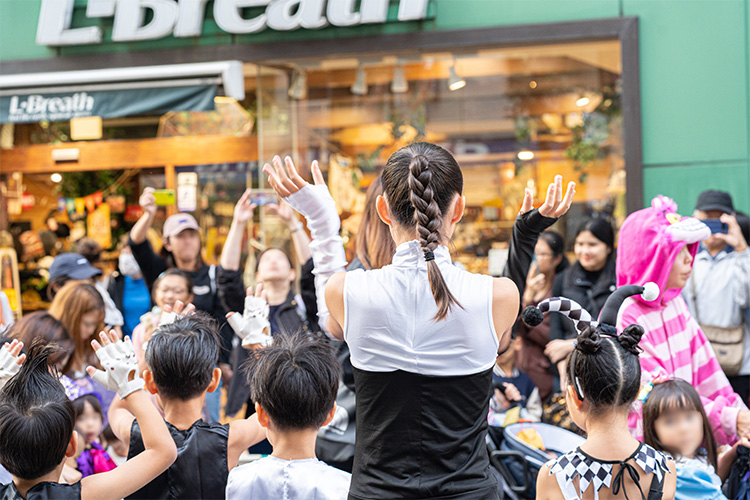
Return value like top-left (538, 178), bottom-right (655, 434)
top-left (636, 373), bottom-right (670, 403)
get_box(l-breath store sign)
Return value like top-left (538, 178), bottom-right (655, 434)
top-left (37, 0), bottom-right (430, 45)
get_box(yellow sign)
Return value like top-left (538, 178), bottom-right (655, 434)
top-left (87, 203), bottom-right (111, 249)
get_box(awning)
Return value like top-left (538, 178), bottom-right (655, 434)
top-left (0, 61), bottom-right (244, 124)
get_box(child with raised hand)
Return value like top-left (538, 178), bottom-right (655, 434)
top-left (0, 334), bottom-right (177, 500)
top-left (643, 379), bottom-right (750, 500)
top-left (526, 284), bottom-right (677, 500)
top-left (0, 339), bottom-right (25, 390)
top-left (107, 311), bottom-right (266, 500)
top-left (226, 332), bottom-right (350, 500)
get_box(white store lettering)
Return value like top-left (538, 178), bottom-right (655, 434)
top-left (36, 0), bottom-right (429, 45)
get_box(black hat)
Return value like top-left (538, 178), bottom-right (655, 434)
top-left (49, 253), bottom-right (102, 282)
top-left (695, 190), bottom-right (734, 214)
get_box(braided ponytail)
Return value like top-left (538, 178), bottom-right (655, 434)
top-left (407, 155), bottom-right (462, 321)
top-left (382, 142), bottom-right (465, 322)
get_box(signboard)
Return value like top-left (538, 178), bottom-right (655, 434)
top-left (0, 84), bottom-right (215, 124)
top-left (36, 0), bottom-right (431, 46)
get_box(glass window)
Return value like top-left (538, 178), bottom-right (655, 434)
top-left (258, 40), bottom-right (623, 274)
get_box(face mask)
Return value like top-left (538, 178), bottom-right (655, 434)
top-left (118, 253), bottom-right (142, 278)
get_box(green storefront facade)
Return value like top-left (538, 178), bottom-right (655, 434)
top-left (1, 0), bottom-right (748, 213)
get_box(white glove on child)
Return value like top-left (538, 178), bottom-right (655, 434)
top-left (0, 343), bottom-right (23, 390)
top-left (89, 337), bottom-right (144, 399)
top-left (158, 310), bottom-right (178, 327)
top-left (227, 295), bottom-right (273, 348)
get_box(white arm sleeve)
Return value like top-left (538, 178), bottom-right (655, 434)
top-left (285, 185), bottom-right (348, 338)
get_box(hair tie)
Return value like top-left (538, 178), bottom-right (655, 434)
top-left (424, 251), bottom-right (435, 262)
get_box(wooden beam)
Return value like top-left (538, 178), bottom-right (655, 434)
top-left (0, 135), bottom-right (258, 174)
top-left (164, 163), bottom-right (176, 217)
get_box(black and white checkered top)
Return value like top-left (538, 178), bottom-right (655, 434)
top-left (547, 442), bottom-right (671, 500)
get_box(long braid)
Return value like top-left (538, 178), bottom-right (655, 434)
top-left (407, 154), bottom-right (463, 320)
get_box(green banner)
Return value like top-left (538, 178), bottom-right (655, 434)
top-left (0, 84), bottom-right (216, 123)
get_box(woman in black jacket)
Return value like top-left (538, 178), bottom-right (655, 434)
top-left (545, 217), bottom-right (617, 389)
top-left (216, 193), bottom-right (318, 422)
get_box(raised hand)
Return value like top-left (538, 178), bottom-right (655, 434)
top-left (262, 156), bottom-right (339, 239)
top-left (226, 284), bottom-right (272, 348)
top-left (233, 189), bottom-right (257, 224)
top-left (519, 175), bottom-right (576, 218)
top-left (716, 214), bottom-right (748, 253)
top-left (0, 339), bottom-right (25, 389)
top-left (139, 187), bottom-right (157, 216)
top-left (262, 155), bottom-right (326, 199)
top-left (266, 200), bottom-right (298, 229)
top-left (157, 300), bottom-right (196, 327)
top-left (86, 330), bottom-right (144, 399)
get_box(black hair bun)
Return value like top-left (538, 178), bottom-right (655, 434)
top-left (521, 306), bottom-right (544, 327)
top-left (617, 324), bottom-right (644, 355)
top-left (577, 326), bottom-right (602, 354)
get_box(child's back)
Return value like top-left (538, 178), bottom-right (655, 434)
top-left (526, 286), bottom-right (676, 500)
top-left (108, 312), bottom-right (265, 500)
top-left (225, 333), bottom-right (350, 500)
top-left (125, 419), bottom-right (230, 500)
top-left (227, 456), bottom-right (350, 500)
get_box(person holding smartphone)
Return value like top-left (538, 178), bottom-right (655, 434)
top-left (128, 187), bottom-right (233, 418)
top-left (683, 190), bottom-right (750, 401)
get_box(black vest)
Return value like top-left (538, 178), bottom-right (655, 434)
top-left (126, 419), bottom-right (230, 500)
top-left (0, 482), bottom-right (81, 500)
top-left (349, 367), bottom-right (498, 500)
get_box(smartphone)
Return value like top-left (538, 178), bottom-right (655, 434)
top-left (249, 190), bottom-right (277, 206)
top-left (153, 189), bottom-right (176, 206)
top-left (703, 218), bottom-right (728, 234)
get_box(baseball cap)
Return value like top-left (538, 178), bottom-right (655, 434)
top-left (49, 253), bottom-right (102, 282)
top-left (163, 213), bottom-right (200, 238)
top-left (695, 190), bottom-right (734, 214)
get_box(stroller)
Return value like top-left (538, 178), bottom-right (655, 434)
top-left (487, 421), bottom-right (585, 500)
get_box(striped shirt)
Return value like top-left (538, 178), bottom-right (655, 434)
top-left (618, 295), bottom-right (746, 446)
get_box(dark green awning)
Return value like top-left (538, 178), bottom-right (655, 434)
top-left (0, 84), bottom-right (216, 124)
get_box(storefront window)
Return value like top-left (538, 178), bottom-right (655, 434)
top-left (258, 40), bottom-right (624, 274)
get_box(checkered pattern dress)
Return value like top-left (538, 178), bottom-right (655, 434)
top-left (547, 442), bottom-right (671, 500)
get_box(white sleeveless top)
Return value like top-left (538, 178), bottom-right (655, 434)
top-left (344, 240), bottom-right (498, 376)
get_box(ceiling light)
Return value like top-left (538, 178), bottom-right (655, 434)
top-left (51, 173), bottom-right (62, 183)
top-left (448, 64), bottom-right (466, 91)
top-left (576, 96), bottom-right (590, 107)
top-left (391, 65), bottom-right (408, 94)
top-left (288, 69), bottom-right (307, 100)
top-left (517, 151), bottom-right (534, 161)
top-left (351, 66), bottom-right (368, 95)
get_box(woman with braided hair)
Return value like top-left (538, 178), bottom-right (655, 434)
top-left (262, 142), bottom-right (574, 500)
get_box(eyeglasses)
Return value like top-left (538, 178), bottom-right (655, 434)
top-left (157, 287), bottom-right (189, 296)
top-left (535, 252), bottom-right (554, 259)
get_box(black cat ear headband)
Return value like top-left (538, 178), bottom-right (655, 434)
top-left (521, 283), bottom-right (659, 401)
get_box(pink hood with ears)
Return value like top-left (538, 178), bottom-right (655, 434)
top-left (616, 196), bottom-right (710, 307)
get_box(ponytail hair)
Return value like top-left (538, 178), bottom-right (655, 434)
top-left (382, 142), bottom-right (464, 321)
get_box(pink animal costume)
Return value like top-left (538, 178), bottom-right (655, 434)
top-left (617, 196), bottom-right (747, 445)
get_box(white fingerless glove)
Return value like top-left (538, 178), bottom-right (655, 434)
top-left (0, 347), bottom-right (21, 390)
top-left (227, 295), bottom-right (273, 348)
top-left (89, 338), bottom-right (144, 399)
top-left (285, 184), bottom-right (341, 241)
top-left (284, 185), bottom-right (347, 338)
top-left (157, 310), bottom-right (178, 327)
